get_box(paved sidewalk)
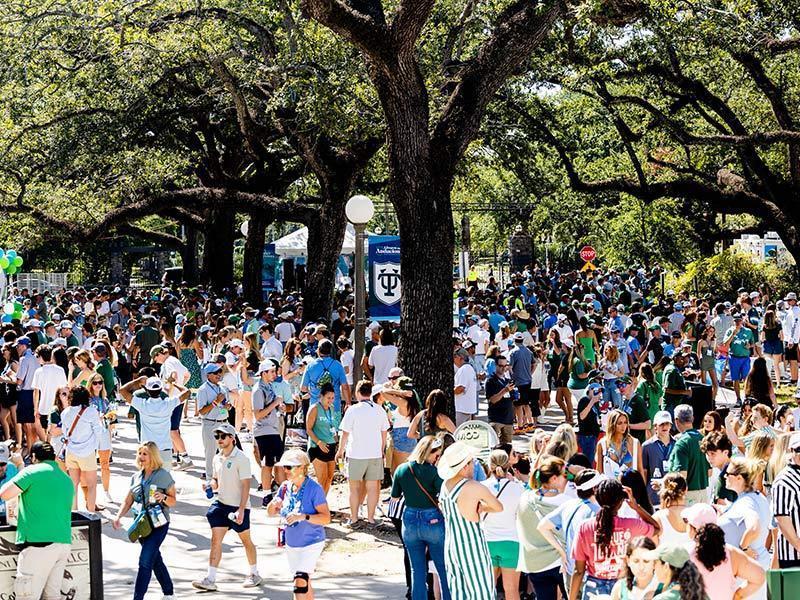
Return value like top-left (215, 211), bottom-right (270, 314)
top-left (99, 417), bottom-right (406, 599)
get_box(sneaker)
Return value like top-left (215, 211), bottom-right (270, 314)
top-left (243, 574), bottom-right (263, 588)
top-left (262, 493), bottom-right (273, 507)
top-left (103, 492), bottom-right (115, 506)
top-left (192, 577), bottom-right (217, 591)
top-left (178, 456), bottom-right (193, 470)
top-left (162, 596), bottom-right (176, 599)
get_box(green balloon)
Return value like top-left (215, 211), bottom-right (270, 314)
top-left (7, 266), bottom-right (17, 276)
top-left (13, 256), bottom-right (22, 267)
top-left (0, 258), bottom-right (9, 269)
top-left (12, 311), bottom-right (22, 319)
top-left (13, 301), bottom-right (21, 310)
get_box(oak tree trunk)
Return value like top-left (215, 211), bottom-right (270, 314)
top-left (242, 213), bottom-right (269, 305)
top-left (180, 226), bottom-right (200, 284)
top-left (201, 208), bottom-right (235, 291)
top-left (304, 200), bottom-right (348, 323)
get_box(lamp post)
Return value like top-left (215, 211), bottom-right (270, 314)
top-left (346, 194), bottom-right (374, 385)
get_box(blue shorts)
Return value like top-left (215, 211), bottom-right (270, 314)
top-left (729, 356), bottom-right (751, 381)
top-left (764, 340), bottom-right (784, 355)
top-left (170, 402), bottom-right (182, 431)
top-left (16, 390), bottom-right (35, 424)
top-left (391, 427), bottom-right (417, 453)
top-left (206, 500), bottom-right (251, 533)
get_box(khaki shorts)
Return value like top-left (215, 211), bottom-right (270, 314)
top-left (65, 451), bottom-right (96, 472)
top-left (347, 457), bottom-right (383, 482)
top-left (491, 423), bottom-right (514, 445)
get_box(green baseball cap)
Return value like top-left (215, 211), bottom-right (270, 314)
top-left (643, 544), bottom-right (691, 568)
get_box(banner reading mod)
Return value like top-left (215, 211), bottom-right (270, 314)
top-left (368, 235), bottom-right (401, 322)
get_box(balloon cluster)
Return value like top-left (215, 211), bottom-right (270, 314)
top-left (0, 249), bottom-right (25, 323)
top-left (1, 301), bottom-right (23, 323)
top-left (0, 249), bottom-right (23, 275)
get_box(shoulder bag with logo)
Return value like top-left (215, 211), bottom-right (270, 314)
top-left (409, 464), bottom-right (440, 510)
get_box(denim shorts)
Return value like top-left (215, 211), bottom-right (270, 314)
top-left (391, 427), bottom-right (417, 453)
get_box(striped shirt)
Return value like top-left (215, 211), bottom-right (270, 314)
top-left (439, 478), bottom-right (495, 600)
top-left (771, 463), bottom-right (800, 562)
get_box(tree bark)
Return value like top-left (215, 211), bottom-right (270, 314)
top-left (181, 225), bottom-right (200, 283)
top-left (201, 208), bottom-right (236, 291)
top-left (304, 200), bottom-right (347, 324)
top-left (242, 213), bottom-right (269, 304)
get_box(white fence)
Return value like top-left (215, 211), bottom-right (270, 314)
top-left (14, 272), bottom-right (69, 293)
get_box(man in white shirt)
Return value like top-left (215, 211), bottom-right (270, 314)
top-left (783, 292), bottom-right (800, 383)
top-left (32, 345), bottom-right (67, 440)
top-left (467, 318), bottom-right (491, 374)
top-left (150, 344), bottom-right (192, 469)
top-left (453, 348), bottom-right (478, 426)
top-left (335, 381), bottom-right (389, 527)
top-left (193, 423), bottom-right (262, 591)
top-left (258, 323), bottom-right (283, 361)
top-left (555, 314), bottom-right (575, 348)
top-left (367, 328), bottom-right (398, 384)
top-left (274, 313), bottom-right (296, 343)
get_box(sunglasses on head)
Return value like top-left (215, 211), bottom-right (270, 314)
top-left (387, 375), bottom-right (400, 380)
top-left (213, 433), bottom-right (231, 440)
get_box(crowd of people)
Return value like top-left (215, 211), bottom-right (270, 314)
top-left (0, 264), bottom-right (797, 599)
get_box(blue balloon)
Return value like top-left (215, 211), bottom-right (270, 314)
top-left (0, 249), bottom-right (5, 258)
top-left (1, 315), bottom-right (11, 323)
top-left (6, 250), bottom-right (16, 260)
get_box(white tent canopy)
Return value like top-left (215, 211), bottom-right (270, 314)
top-left (271, 224), bottom-right (368, 258)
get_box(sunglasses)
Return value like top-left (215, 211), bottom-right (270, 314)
top-left (387, 375), bottom-right (400, 380)
top-left (91, 381), bottom-right (103, 386)
top-left (725, 472), bottom-right (742, 477)
top-left (793, 448), bottom-right (800, 454)
top-left (213, 433), bottom-right (231, 440)
top-left (59, 392), bottom-right (69, 397)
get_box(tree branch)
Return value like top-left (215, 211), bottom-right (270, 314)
top-left (432, 0), bottom-right (565, 172)
top-left (300, 0), bottom-right (391, 62)
top-left (391, 0), bottom-right (435, 56)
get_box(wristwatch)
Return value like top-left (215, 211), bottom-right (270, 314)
top-left (304, 514), bottom-right (310, 521)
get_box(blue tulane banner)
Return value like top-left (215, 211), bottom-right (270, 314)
top-left (261, 243), bottom-right (279, 299)
top-left (369, 235), bottom-right (401, 322)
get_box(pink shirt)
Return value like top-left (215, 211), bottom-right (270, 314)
top-left (692, 547), bottom-right (736, 598)
top-left (573, 516), bottom-right (655, 580)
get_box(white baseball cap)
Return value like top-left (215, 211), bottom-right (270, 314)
top-left (144, 377), bottom-right (163, 391)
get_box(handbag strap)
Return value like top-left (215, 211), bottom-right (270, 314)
top-left (64, 406), bottom-right (87, 444)
top-left (409, 464), bottom-right (439, 510)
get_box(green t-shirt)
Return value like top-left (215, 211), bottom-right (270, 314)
top-left (11, 461), bottom-right (74, 543)
top-left (668, 429), bottom-right (709, 492)
top-left (661, 364), bottom-right (686, 412)
top-left (714, 462), bottom-right (738, 504)
top-left (134, 326), bottom-right (160, 361)
top-left (626, 394), bottom-right (651, 444)
top-left (653, 586), bottom-right (680, 600)
top-left (726, 326), bottom-right (755, 357)
top-left (568, 358), bottom-right (589, 389)
top-left (636, 380), bottom-right (663, 422)
top-left (95, 359), bottom-right (116, 397)
top-left (390, 461), bottom-right (442, 509)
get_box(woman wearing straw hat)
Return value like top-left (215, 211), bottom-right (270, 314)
top-left (437, 441), bottom-right (503, 599)
top-left (268, 448), bottom-right (331, 600)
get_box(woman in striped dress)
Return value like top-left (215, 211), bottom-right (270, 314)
top-left (437, 442), bottom-right (502, 600)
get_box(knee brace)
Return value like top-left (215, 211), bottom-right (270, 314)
top-left (293, 571), bottom-right (309, 594)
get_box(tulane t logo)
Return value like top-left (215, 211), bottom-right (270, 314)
top-left (373, 262), bottom-right (401, 306)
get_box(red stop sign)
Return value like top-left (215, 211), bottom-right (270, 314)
top-left (579, 246), bottom-right (596, 262)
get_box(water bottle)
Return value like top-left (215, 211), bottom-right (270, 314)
top-left (148, 484), bottom-right (157, 504)
top-left (204, 480), bottom-right (214, 499)
top-left (228, 512), bottom-right (239, 522)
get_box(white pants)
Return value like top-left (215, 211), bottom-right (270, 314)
top-left (15, 543), bottom-right (72, 600)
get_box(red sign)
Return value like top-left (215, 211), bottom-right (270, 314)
top-left (579, 246), bottom-right (596, 262)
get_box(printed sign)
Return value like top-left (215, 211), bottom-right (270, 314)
top-left (0, 526), bottom-right (91, 599)
top-left (369, 236), bottom-right (401, 322)
top-left (454, 420), bottom-right (498, 461)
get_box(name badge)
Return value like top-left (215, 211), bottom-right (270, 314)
top-left (662, 460), bottom-right (670, 473)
